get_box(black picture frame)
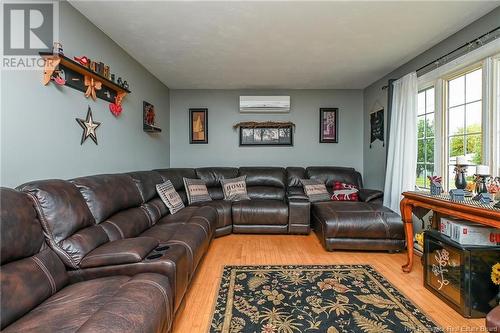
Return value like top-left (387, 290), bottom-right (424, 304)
top-left (319, 108), bottom-right (338, 143)
top-left (239, 126), bottom-right (293, 146)
top-left (189, 108), bottom-right (208, 144)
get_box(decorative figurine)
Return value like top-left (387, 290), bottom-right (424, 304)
top-left (51, 69), bottom-right (66, 86)
top-left (449, 189), bottom-right (465, 202)
top-left (117, 77), bottom-right (123, 86)
top-left (123, 80), bottom-right (129, 90)
top-left (110, 74), bottom-right (115, 82)
top-left (52, 42), bottom-right (64, 55)
top-left (454, 156), bottom-right (470, 190)
top-left (428, 176), bottom-right (442, 195)
top-left (475, 165), bottom-right (490, 194)
top-left (74, 55), bottom-right (90, 67)
top-left (472, 192), bottom-right (492, 204)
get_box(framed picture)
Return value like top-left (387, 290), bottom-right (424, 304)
top-left (189, 108), bottom-right (208, 144)
top-left (239, 126), bottom-right (293, 146)
top-left (319, 108), bottom-right (338, 143)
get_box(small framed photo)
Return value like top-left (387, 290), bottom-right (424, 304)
top-left (319, 108), bottom-right (338, 143)
top-left (189, 108), bottom-right (208, 144)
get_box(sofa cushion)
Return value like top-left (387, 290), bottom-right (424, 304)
top-left (71, 174), bottom-right (143, 223)
top-left (156, 181), bottom-right (185, 214)
top-left (300, 179), bottom-right (330, 202)
top-left (183, 178), bottom-right (212, 204)
top-left (191, 200), bottom-right (232, 233)
top-left (331, 181), bottom-right (359, 201)
top-left (306, 166), bottom-right (363, 190)
top-left (221, 176), bottom-right (250, 201)
top-left (154, 168), bottom-right (196, 205)
top-left (312, 201), bottom-right (403, 240)
top-left (17, 180), bottom-right (108, 268)
top-left (0, 188), bottom-right (69, 329)
top-left (2, 274), bottom-right (173, 333)
top-left (80, 237), bottom-right (159, 268)
top-left (238, 167), bottom-right (286, 201)
top-left (1, 188), bottom-right (43, 265)
top-left (128, 170), bottom-right (165, 203)
top-left (195, 167), bottom-right (239, 200)
top-left (232, 200), bottom-right (288, 226)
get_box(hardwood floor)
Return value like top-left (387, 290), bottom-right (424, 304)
top-left (172, 234), bottom-right (485, 332)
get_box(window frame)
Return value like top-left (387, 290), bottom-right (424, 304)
top-left (416, 86), bottom-right (436, 189)
top-left (417, 47), bottom-right (500, 190)
top-left (442, 64), bottom-right (484, 189)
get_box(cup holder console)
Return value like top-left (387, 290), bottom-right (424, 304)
top-left (146, 245), bottom-right (171, 260)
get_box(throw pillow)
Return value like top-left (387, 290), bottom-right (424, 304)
top-left (156, 181), bottom-right (185, 214)
top-left (300, 179), bottom-right (330, 202)
top-left (331, 181), bottom-right (359, 201)
top-left (183, 178), bottom-right (212, 204)
top-left (220, 176), bottom-right (250, 201)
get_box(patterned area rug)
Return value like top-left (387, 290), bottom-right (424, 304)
top-left (209, 265), bottom-right (442, 333)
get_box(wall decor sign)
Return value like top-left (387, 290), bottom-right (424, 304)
top-left (76, 106), bottom-right (101, 145)
top-left (370, 108), bottom-right (384, 148)
top-left (143, 101), bottom-right (161, 133)
top-left (189, 108), bottom-right (208, 144)
top-left (319, 108), bottom-right (338, 143)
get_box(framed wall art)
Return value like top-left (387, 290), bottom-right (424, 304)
top-left (239, 125), bottom-right (293, 146)
top-left (319, 108), bottom-right (338, 143)
top-left (189, 108), bottom-right (208, 144)
top-left (143, 101), bottom-right (161, 133)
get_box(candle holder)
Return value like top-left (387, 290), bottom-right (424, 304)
top-left (454, 164), bottom-right (468, 190)
top-left (475, 174), bottom-right (490, 194)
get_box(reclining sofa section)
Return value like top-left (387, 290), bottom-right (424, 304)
top-left (0, 166), bottom-right (405, 332)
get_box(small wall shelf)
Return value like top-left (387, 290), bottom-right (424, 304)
top-left (39, 52), bottom-right (131, 103)
top-left (143, 124), bottom-right (162, 133)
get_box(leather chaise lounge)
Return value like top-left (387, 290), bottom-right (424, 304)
top-left (0, 166), bottom-right (404, 332)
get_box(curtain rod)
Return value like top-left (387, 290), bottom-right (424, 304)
top-left (381, 26), bottom-right (500, 90)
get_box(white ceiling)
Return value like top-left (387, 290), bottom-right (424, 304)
top-left (70, 1), bottom-right (499, 89)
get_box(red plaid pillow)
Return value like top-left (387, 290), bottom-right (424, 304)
top-left (331, 182), bottom-right (359, 201)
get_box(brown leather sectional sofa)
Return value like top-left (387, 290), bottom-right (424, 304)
top-left (0, 166), bottom-right (404, 332)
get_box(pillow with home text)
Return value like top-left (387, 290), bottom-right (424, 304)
top-left (300, 179), bottom-right (330, 203)
top-left (331, 181), bottom-right (359, 201)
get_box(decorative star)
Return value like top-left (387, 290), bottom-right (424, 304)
top-left (76, 106), bottom-right (101, 145)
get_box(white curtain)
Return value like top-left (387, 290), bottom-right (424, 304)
top-left (383, 72), bottom-right (418, 214)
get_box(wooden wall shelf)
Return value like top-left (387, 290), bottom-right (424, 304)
top-left (143, 124), bottom-right (162, 133)
top-left (40, 52), bottom-right (131, 103)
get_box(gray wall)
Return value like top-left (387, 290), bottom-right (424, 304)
top-left (0, 2), bottom-right (170, 187)
top-left (170, 89), bottom-right (364, 172)
top-left (362, 6), bottom-right (500, 190)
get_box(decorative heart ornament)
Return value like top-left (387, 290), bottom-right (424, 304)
top-left (109, 102), bottom-right (122, 117)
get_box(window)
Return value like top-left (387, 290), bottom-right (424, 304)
top-left (446, 67), bottom-right (483, 188)
top-left (416, 87), bottom-right (435, 188)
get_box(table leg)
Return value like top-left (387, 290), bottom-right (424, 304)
top-left (400, 198), bottom-right (414, 273)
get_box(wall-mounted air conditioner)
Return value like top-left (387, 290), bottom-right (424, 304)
top-left (239, 96), bottom-right (290, 113)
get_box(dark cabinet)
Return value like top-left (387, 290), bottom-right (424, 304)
top-left (424, 230), bottom-right (499, 318)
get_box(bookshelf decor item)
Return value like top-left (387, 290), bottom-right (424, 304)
top-left (453, 156), bottom-right (470, 190)
top-left (40, 50), bottom-right (130, 109)
top-left (449, 189), bottom-right (465, 202)
top-left (428, 176), bottom-right (442, 195)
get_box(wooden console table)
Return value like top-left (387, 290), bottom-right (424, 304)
top-left (400, 191), bottom-right (500, 273)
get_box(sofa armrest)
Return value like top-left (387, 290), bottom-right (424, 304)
top-left (287, 186), bottom-right (309, 201)
top-left (287, 197), bottom-right (311, 234)
top-left (80, 237), bottom-right (159, 268)
top-left (358, 189), bottom-right (384, 203)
